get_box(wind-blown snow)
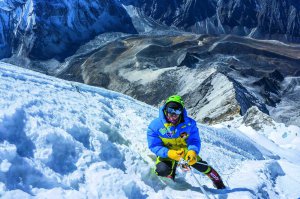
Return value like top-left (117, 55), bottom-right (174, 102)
top-left (0, 62), bottom-right (300, 199)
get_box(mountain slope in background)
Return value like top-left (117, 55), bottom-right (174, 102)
top-left (50, 33), bottom-right (299, 126)
top-left (1, 62), bottom-right (300, 198)
top-left (0, 0), bottom-right (137, 60)
top-left (1, 0), bottom-right (300, 61)
top-left (122, 0), bottom-right (300, 42)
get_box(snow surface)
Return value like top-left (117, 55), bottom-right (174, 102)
top-left (0, 62), bottom-right (300, 199)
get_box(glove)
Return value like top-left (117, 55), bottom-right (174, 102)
top-left (167, 148), bottom-right (185, 161)
top-left (185, 150), bottom-right (197, 165)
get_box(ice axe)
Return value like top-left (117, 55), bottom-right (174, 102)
top-left (178, 158), bottom-right (215, 199)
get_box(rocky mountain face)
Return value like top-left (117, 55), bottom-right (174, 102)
top-left (53, 33), bottom-right (299, 125)
top-left (1, 0), bottom-right (300, 61)
top-left (122, 0), bottom-right (300, 42)
top-left (0, 0), bottom-right (136, 60)
top-left (242, 106), bottom-right (275, 131)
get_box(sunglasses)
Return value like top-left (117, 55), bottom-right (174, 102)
top-left (167, 107), bottom-right (182, 115)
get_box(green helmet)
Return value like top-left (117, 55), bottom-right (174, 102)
top-left (165, 95), bottom-right (184, 108)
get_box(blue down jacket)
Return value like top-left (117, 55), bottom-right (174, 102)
top-left (147, 105), bottom-right (201, 158)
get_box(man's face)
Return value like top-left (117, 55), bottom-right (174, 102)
top-left (166, 107), bottom-right (182, 124)
top-left (167, 113), bottom-right (180, 120)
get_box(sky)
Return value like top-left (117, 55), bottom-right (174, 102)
top-left (0, 61), bottom-right (300, 199)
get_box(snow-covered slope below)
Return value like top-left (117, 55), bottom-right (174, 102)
top-left (0, 62), bottom-right (300, 198)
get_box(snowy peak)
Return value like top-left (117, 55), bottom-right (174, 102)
top-left (0, 0), bottom-right (137, 60)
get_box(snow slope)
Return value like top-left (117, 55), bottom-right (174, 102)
top-left (0, 62), bottom-right (300, 199)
